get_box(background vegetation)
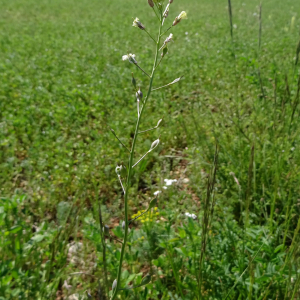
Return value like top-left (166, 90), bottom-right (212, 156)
top-left (0, 0), bottom-right (300, 299)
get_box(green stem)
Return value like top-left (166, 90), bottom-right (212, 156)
top-left (144, 29), bottom-right (156, 43)
top-left (134, 63), bottom-right (151, 78)
top-left (110, 17), bottom-right (163, 300)
top-left (153, 7), bottom-right (161, 22)
top-left (160, 26), bottom-right (172, 37)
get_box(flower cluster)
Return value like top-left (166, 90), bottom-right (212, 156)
top-left (185, 212), bottom-right (197, 220)
top-left (132, 207), bottom-right (160, 223)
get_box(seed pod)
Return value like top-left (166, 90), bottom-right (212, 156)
top-left (132, 73), bottom-right (136, 89)
top-left (149, 197), bottom-right (158, 209)
top-left (161, 46), bottom-right (168, 58)
top-left (140, 274), bottom-right (152, 286)
top-left (156, 119), bottom-right (162, 128)
top-left (149, 138), bottom-right (160, 152)
top-left (148, 0), bottom-right (154, 8)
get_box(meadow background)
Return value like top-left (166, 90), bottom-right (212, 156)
top-left (1, 0), bottom-right (300, 299)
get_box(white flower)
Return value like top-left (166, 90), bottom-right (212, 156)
top-left (164, 179), bottom-right (177, 186)
top-left (122, 53), bottom-right (137, 64)
top-left (173, 11), bottom-right (187, 26)
top-left (185, 212), bottom-right (197, 220)
top-left (154, 190), bottom-right (161, 196)
top-left (132, 18), bottom-right (145, 30)
top-left (163, 186), bottom-right (168, 189)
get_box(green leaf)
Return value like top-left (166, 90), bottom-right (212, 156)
top-left (9, 225), bottom-right (22, 234)
top-left (31, 234), bottom-right (45, 243)
top-left (274, 244), bottom-right (284, 253)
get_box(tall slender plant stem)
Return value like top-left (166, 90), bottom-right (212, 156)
top-left (110, 15), bottom-right (163, 300)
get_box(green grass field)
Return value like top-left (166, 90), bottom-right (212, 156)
top-left (1, 0), bottom-right (300, 299)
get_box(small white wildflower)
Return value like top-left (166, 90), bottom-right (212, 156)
top-left (122, 53), bottom-right (137, 64)
top-left (291, 277), bottom-right (295, 283)
top-left (185, 32), bottom-right (188, 35)
top-left (132, 17), bottom-right (145, 30)
top-left (291, 147), bottom-right (295, 151)
top-left (164, 179), bottom-right (177, 186)
top-left (233, 24), bottom-right (237, 29)
top-left (154, 190), bottom-right (161, 196)
top-left (63, 280), bottom-right (73, 291)
top-left (173, 11), bottom-right (187, 26)
top-left (185, 212), bottom-right (197, 220)
top-left (149, 138), bottom-right (160, 152)
top-left (163, 186), bottom-right (167, 190)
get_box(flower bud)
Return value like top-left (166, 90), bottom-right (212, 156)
top-left (136, 88), bottom-right (143, 101)
top-left (112, 279), bottom-right (117, 291)
top-left (141, 274), bottom-right (152, 286)
top-left (161, 46), bottom-right (168, 58)
top-left (169, 0), bottom-right (173, 3)
top-left (149, 197), bottom-right (158, 209)
top-left (149, 138), bottom-right (160, 152)
top-left (148, 0), bottom-right (154, 7)
top-left (157, 2), bottom-right (162, 11)
top-left (122, 221), bottom-right (125, 230)
top-left (115, 165), bottom-right (122, 176)
top-left (103, 225), bottom-right (110, 236)
top-left (132, 73), bottom-right (136, 89)
top-left (173, 11), bottom-right (187, 26)
top-left (133, 18), bottom-right (145, 30)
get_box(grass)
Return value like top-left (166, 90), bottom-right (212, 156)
top-left (0, 0), bottom-right (300, 299)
